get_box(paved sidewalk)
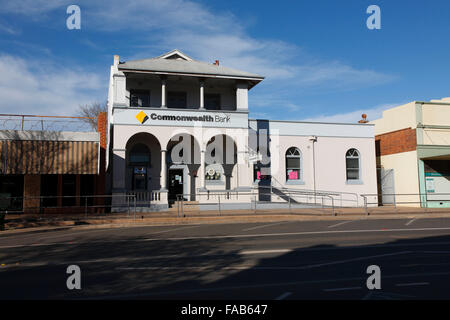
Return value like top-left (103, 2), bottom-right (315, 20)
top-left (2, 206), bottom-right (450, 235)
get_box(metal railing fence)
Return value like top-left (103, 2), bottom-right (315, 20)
top-left (0, 114), bottom-right (95, 132)
top-left (361, 193), bottom-right (450, 215)
top-left (0, 194), bottom-right (137, 219)
top-left (176, 188), bottom-right (336, 217)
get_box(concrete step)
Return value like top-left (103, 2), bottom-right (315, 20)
top-left (168, 201), bottom-right (200, 212)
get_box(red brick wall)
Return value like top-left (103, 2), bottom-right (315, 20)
top-left (97, 112), bottom-right (107, 150)
top-left (375, 127), bottom-right (417, 157)
top-left (95, 112), bottom-right (107, 204)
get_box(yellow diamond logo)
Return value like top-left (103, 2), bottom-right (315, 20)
top-left (136, 111), bottom-right (148, 124)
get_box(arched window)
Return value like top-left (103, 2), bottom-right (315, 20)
top-left (129, 143), bottom-right (150, 166)
top-left (286, 147), bottom-right (301, 181)
top-left (346, 148), bottom-right (360, 180)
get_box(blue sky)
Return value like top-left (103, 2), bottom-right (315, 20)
top-left (1, 0), bottom-right (450, 122)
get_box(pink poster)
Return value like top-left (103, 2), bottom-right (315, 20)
top-left (257, 171), bottom-right (261, 180)
top-left (288, 170), bottom-right (298, 180)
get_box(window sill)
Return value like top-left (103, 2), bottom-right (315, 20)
top-left (285, 180), bottom-right (305, 185)
top-left (346, 180), bottom-right (363, 185)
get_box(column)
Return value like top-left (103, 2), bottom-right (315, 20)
top-left (112, 150), bottom-right (126, 192)
top-left (198, 149), bottom-right (207, 191)
top-left (235, 82), bottom-right (249, 111)
top-left (111, 149), bottom-right (127, 212)
top-left (113, 74), bottom-right (127, 106)
top-left (160, 149), bottom-right (167, 190)
top-left (161, 76), bottom-right (167, 108)
top-left (199, 79), bottom-right (205, 110)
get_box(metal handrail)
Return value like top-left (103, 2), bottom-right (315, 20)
top-left (176, 188), bottom-right (336, 216)
top-left (361, 192), bottom-right (450, 215)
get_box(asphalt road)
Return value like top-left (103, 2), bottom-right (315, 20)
top-left (1, 216), bottom-right (450, 300)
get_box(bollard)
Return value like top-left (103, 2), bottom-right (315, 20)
top-left (218, 195), bottom-right (221, 216)
top-left (134, 196), bottom-right (137, 221)
top-left (0, 212), bottom-right (5, 231)
top-left (288, 193), bottom-right (291, 213)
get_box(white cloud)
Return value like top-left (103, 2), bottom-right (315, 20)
top-left (0, 54), bottom-right (106, 115)
top-left (301, 102), bottom-right (407, 124)
top-left (0, 21), bottom-right (20, 35)
top-left (1, 0), bottom-right (394, 88)
top-left (0, 0), bottom-right (396, 119)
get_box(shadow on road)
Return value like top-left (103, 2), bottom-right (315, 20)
top-left (1, 231), bottom-right (450, 299)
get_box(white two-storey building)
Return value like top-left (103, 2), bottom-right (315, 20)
top-left (107, 49), bottom-right (378, 211)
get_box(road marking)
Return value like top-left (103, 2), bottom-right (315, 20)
top-left (297, 251), bottom-right (411, 270)
top-left (86, 271), bottom-right (450, 299)
top-left (146, 225), bottom-right (200, 235)
top-left (4, 227), bottom-right (450, 248)
top-left (275, 292), bottom-right (292, 300)
top-left (323, 287), bottom-right (362, 292)
top-left (328, 220), bottom-right (354, 228)
top-left (0, 228), bottom-right (115, 242)
top-left (239, 249), bottom-right (292, 255)
top-left (113, 251), bottom-right (411, 272)
top-left (140, 227), bottom-right (450, 242)
top-left (405, 218), bottom-right (418, 226)
top-left (395, 282), bottom-right (429, 287)
top-left (361, 292), bottom-right (373, 300)
top-left (421, 250), bottom-right (450, 254)
top-left (242, 222), bottom-right (290, 232)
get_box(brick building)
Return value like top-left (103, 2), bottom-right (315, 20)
top-left (371, 98), bottom-right (450, 207)
top-left (0, 113), bottom-right (107, 213)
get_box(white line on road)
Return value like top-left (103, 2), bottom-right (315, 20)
top-left (395, 282), bottom-right (429, 287)
top-left (242, 222), bottom-right (290, 232)
top-left (239, 249), bottom-right (292, 255)
top-left (0, 227), bottom-right (115, 242)
top-left (297, 251), bottom-right (411, 270)
top-left (146, 225), bottom-right (200, 235)
top-left (139, 227), bottom-right (450, 242)
top-left (328, 220), bottom-right (354, 228)
top-left (275, 292), bottom-right (292, 300)
top-left (4, 226), bottom-right (450, 249)
top-left (323, 287), bottom-right (362, 292)
top-left (83, 271), bottom-right (450, 299)
top-left (361, 292), bottom-right (373, 300)
top-left (405, 218), bottom-right (418, 226)
top-left (113, 251), bottom-right (412, 272)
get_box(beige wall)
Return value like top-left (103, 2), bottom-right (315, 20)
top-left (422, 102), bottom-right (450, 127)
top-left (379, 151), bottom-right (420, 206)
top-left (372, 102), bottom-right (417, 135)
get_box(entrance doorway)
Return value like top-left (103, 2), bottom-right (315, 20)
top-left (168, 169), bottom-right (184, 202)
top-left (133, 166), bottom-right (147, 191)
